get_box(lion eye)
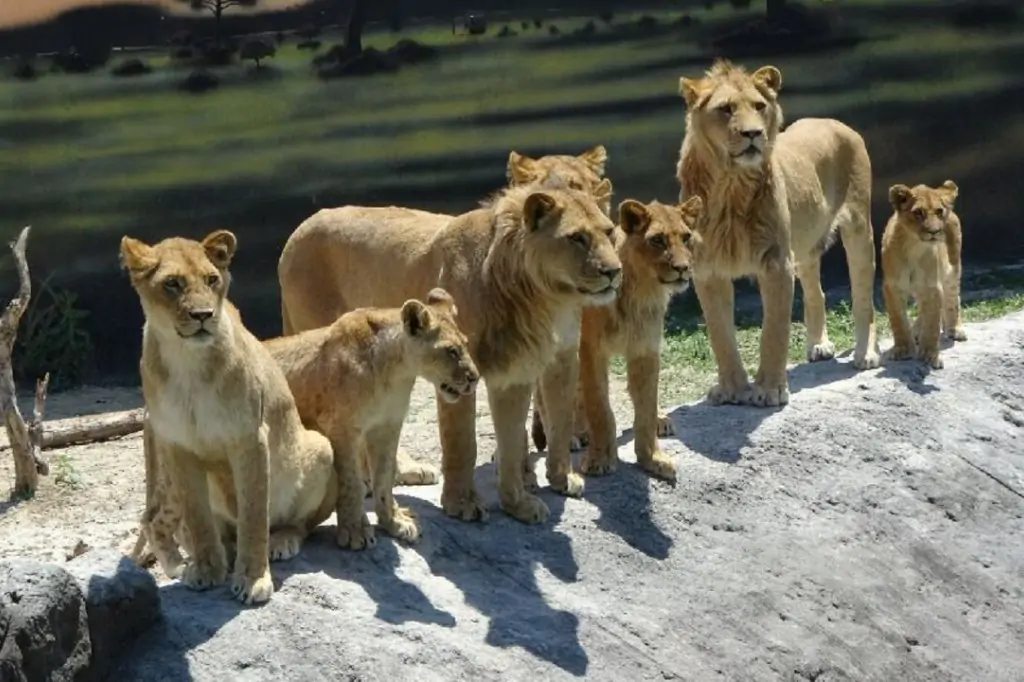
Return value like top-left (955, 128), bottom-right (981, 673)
top-left (206, 274), bottom-right (220, 287)
top-left (568, 181), bottom-right (583, 190)
top-left (648, 235), bottom-right (667, 250)
top-left (716, 103), bottom-right (734, 116)
top-left (682, 233), bottom-right (693, 246)
top-left (568, 232), bottom-right (589, 247)
top-left (935, 207), bottom-right (946, 217)
top-left (163, 277), bottom-right (183, 293)
top-left (446, 346), bottom-right (460, 361)
top-left (913, 208), bottom-right (926, 220)
top-left (754, 101), bottom-right (767, 112)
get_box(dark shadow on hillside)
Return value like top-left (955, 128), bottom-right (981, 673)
top-left (876, 352), bottom-right (944, 396)
top-left (666, 399), bottom-right (783, 465)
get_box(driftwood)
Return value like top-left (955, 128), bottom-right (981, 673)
top-left (1, 226), bottom-right (49, 497)
top-left (0, 407), bottom-right (146, 452)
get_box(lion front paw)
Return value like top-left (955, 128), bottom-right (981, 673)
top-left (180, 556), bottom-right (228, 591)
top-left (706, 382), bottom-right (752, 406)
top-left (917, 347), bottom-right (944, 369)
top-left (500, 492), bottom-right (550, 524)
top-left (336, 514), bottom-right (376, 550)
top-left (548, 470), bottom-right (585, 498)
top-left (230, 568), bottom-right (274, 605)
top-left (887, 342), bottom-right (916, 361)
top-left (656, 415), bottom-right (675, 437)
top-left (441, 486), bottom-right (489, 522)
top-left (746, 381), bottom-right (789, 408)
top-left (947, 326), bottom-right (967, 342)
top-left (853, 347), bottom-right (882, 370)
top-left (382, 506), bottom-right (421, 544)
top-left (269, 528), bottom-right (304, 562)
top-left (806, 340), bottom-right (836, 363)
top-left (395, 460), bottom-right (440, 486)
top-left (639, 450), bottom-right (677, 482)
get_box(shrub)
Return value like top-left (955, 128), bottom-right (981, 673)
top-left (14, 281), bottom-right (93, 391)
top-left (179, 69), bottom-right (219, 93)
top-left (111, 58), bottom-right (152, 77)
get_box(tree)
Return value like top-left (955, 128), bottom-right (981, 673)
top-left (175, 0), bottom-right (258, 42)
top-left (240, 38), bottom-right (275, 68)
top-left (345, 0), bottom-right (367, 54)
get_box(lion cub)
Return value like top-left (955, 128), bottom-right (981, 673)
top-left (881, 180), bottom-right (965, 369)
top-left (532, 196), bottom-right (704, 481)
top-left (121, 230), bottom-right (337, 605)
top-left (263, 288), bottom-right (480, 546)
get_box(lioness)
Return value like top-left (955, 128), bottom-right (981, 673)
top-left (881, 180), bottom-right (965, 369)
top-left (263, 288), bottom-right (480, 545)
top-left (121, 230), bottom-right (338, 605)
top-left (277, 147), bottom-right (612, 489)
top-left (532, 196), bottom-right (704, 481)
top-left (676, 59), bottom-right (880, 407)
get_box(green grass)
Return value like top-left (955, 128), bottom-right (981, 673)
top-left (638, 273), bottom-right (1024, 406)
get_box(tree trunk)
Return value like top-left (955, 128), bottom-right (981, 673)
top-left (214, 4), bottom-right (223, 43)
top-left (346, 0), bottom-right (367, 54)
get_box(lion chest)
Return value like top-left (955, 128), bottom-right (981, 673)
top-left (895, 243), bottom-right (950, 296)
top-left (147, 372), bottom-right (254, 458)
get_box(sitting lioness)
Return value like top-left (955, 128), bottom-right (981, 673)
top-left (121, 230), bottom-right (338, 605)
top-left (277, 147), bottom-right (612, 489)
top-left (676, 59), bottom-right (880, 408)
top-left (262, 288), bottom-right (480, 546)
top-left (881, 180), bottom-right (965, 369)
top-left (532, 196), bottom-right (704, 482)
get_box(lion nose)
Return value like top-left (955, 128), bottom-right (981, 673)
top-left (189, 309), bottom-right (214, 322)
top-left (675, 264), bottom-right (691, 277)
top-left (740, 128), bottom-right (763, 140)
top-left (601, 266), bottom-right (622, 284)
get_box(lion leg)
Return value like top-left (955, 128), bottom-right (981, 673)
top-left (530, 386), bottom-right (547, 454)
top-left (365, 424), bottom-right (421, 543)
top-left (795, 259), bottom-right (834, 363)
top-left (165, 447), bottom-right (228, 592)
top-left (490, 383), bottom-right (550, 524)
top-left (538, 347), bottom-right (585, 498)
top-left (579, 341), bottom-right (617, 477)
top-left (839, 216), bottom-right (881, 369)
top-left (229, 421), bottom-right (274, 605)
top-left (943, 264), bottom-right (966, 341)
top-left (882, 279), bottom-right (915, 360)
top-left (749, 264), bottom-right (794, 407)
top-left (693, 275), bottom-right (751, 404)
top-left (628, 352), bottom-right (677, 482)
top-left (915, 285), bottom-right (945, 369)
top-left (570, 377), bottom-right (590, 451)
top-left (438, 389), bottom-right (488, 522)
top-left (330, 431), bottom-right (376, 550)
top-left (394, 447), bottom-right (439, 487)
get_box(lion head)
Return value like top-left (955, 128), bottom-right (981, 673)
top-left (888, 180), bottom-right (960, 245)
top-left (618, 196), bottom-right (704, 294)
top-left (401, 287), bottom-right (480, 403)
top-left (493, 178), bottom-right (622, 307)
top-left (679, 59), bottom-right (784, 170)
top-left (507, 146), bottom-right (613, 215)
top-left (120, 230), bottom-right (237, 346)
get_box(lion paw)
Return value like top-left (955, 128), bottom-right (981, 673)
top-left (887, 342), bottom-right (916, 361)
top-left (395, 460), bottom-right (440, 486)
top-left (656, 415), bottom-right (675, 437)
top-left (581, 452), bottom-right (617, 476)
top-left (947, 327), bottom-right (967, 342)
top-left (336, 514), bottom-right (376, 550)
top-left (706, 383), bottom-right (752, 406)
top-left (441, 487), bottom-right (489, 522)
top-left (549, 471), bottom-right (585, 498)
top-left (853, 348), bottom-right (882, 370)
top-left (746, 382), bottom-right (789, 408)
top-left (639, 450), bottom-right (677, 482)
top-left (230, 568), bottom-right (274, 605)
top-left (381, 506), bottom-right (421, 543)
top-left (806, 341), bottom-right (836, 363)
top-left (180, 556), bottom-right (228, 591)
top-left (500, 492), bottom-right (550, 524)
top-left (269, 528), bottom-right (304, 562)
top-left (917, 347), bottom-right (944, 369)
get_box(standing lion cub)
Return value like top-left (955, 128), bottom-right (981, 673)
top-left (121, 230), bottom-right (337, 605)
top-left (881, 180), bottom-right (965, 369)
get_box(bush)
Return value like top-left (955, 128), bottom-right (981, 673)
top-left (533, 18), bottom-right (543, 28)
top-left (675, 14), bottom-right (699, 28)
top-left (169, 30), bottom-right (194, 47)
top-left (520, 21), bottom-right (529, 30)
top-left (111, 58), bottom-right (152, 77)
top-left (12, 61), bottom-right (37, 81)
top-left (573, 20), bottom-right (597, 37)
top-left (239, 38), bottom-right (276, 68)
top-left (296, 23), bottom-right (320, 39)
top-left (170, 46), bottom-right (195, 61)
top-left (179, 69), bottom-right (219, 93)
top-left (548, 24), bottom-right (561, 35)
top-left (598, 11), bottom-right (614, 24)
top-left (275, 31), bottom-right (286, 44)
top-left (297, 39), bottom-right (322, 51)
top-left (14, 282), bottom-right (93, 391)
top-left (496, 24), bottom-right (517, 38)
top-left (316, 47), bottom-right (398, 79)
top-left (636, 15), bottom-right (660, 31)
top-left (198, 44), bottom-right (235, 66)
top-left (387, 38), bottom-right (438, 64)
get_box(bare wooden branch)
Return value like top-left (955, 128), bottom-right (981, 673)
top-left (0, 407), bottom-right (145, 452)
top-left (28, 373), bottom-right (49, 475)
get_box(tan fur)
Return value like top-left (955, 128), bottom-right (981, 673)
top-left (277, 149), bottom-right (613, 491)
top-left (122, 230), bottom-right (336, 605)
top-left (881, 180), bottom-right (965, 369)
top-left (676, 59), bottom-right (880, 407)
top-left (263, 288), bottom-right (479, 546)
top-left (533, 197), bottom-right (704, 481)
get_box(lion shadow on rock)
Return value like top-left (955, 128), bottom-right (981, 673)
top-left (395, 460), bottom-right (589, 677)
top-left (664, 397), bottom-right (782, 466)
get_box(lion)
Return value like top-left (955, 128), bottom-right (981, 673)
top-left (262, 288), bottom-right (480, 545)
top-left (676, 59), bottom-right (880, 408)
top-left (121, 230), bottom-right (342, 605)
top-left (881, 180), bottom-right (965, 369)
top-left (531, 196), bottom-right (704, 481)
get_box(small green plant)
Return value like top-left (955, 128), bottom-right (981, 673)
top-left (14, 275), bottom-right (94, 391)
top-left (53, 452), bottom-right (82, 489)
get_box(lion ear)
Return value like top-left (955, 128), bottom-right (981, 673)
top-left (618, 200), bottom-right (651, 235)
top-left (119, 236), bottom-right (158, 277)
top-left (940, 179), bottom-right (959, 205)
top-left (523, 192), bottom-right (559, 232)
top-left (426, 287), bottom-right (458, 316)
top-left (679, 76), bottom-right (705, 109)
top-left (507, 151), bottom-right (537, 185)
top-left (578, 145), bottom-right (608, 176)
top-left (678, 195), bottom-right (704, 224)
top-left (401, 299), bottom-right (433, 337)
top-left (202, 230), bottom-right (237, 270)
top-left (752, 65), bottom-right (782, 97)
top-left (888, 184), bottom-right (913, 212)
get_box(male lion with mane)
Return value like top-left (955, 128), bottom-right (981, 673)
top-left (121, 230), bottom-right (338, 605)
top-left (677, 59), bottom-right (880, 407)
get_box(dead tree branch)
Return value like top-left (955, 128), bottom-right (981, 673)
top-left (0, 407), bottom-right (145, 452)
